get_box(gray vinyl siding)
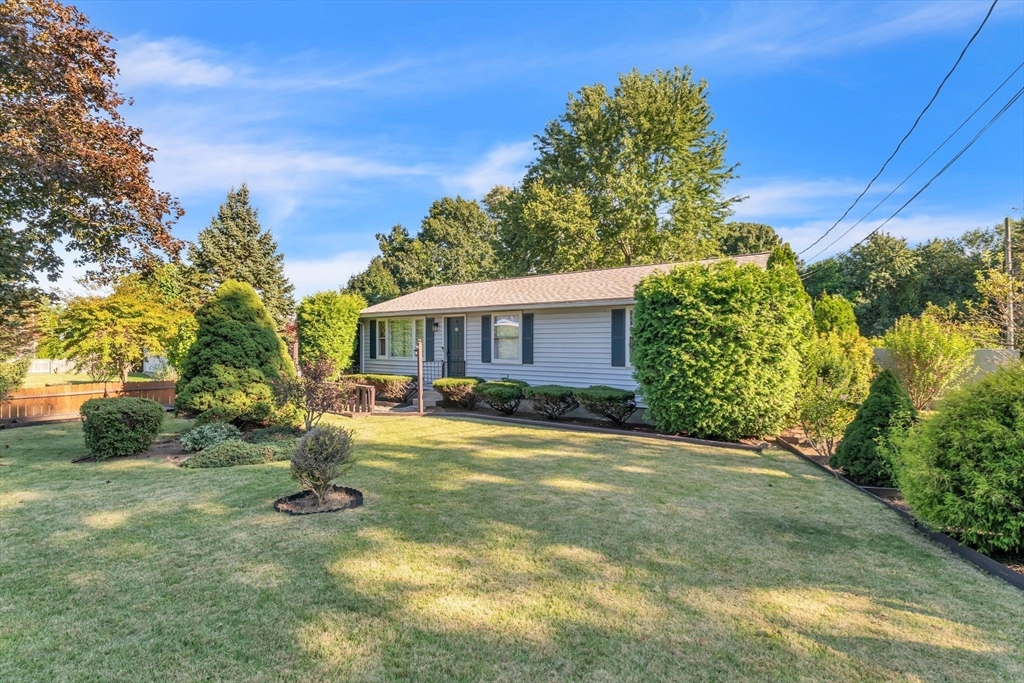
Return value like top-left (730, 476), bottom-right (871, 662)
top-left (360, 317), bottom-right (442, 377)
top-left (463, 305), bottom-right (637, 390)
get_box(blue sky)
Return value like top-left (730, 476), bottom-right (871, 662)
top-left (72, 0), bottom-right (1024, 296)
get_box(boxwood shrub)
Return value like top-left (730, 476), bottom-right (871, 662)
top-left (80, 397), bottom-right (166, 460)
top-left (179, 422), bottom-right (242, 453)
top-left (631, 248), bottom-right (812, 440)
top-left (575, 386), bottom-right (638, 426)
top-left (346, 373), bottom-right (415, 402)
top-left (181, 439), bottom-right (295, 469)
top-left (474, 380), bottom-right (528, 415)
top-left (526, 385), bottom-right (579, 420)
top-left (895, 362), bottom-right (1024, 553)
top-left (432, 377), bottom-right (485, 409)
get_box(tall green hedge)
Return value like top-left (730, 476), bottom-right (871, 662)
top-left (631, 248), bottom-right (812, 440)
top-left (176, 280), bottom-right (296, 427)
top-left (296, 290), bottom-right (365, 370)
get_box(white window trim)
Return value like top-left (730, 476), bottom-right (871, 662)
top-left (379, 317), bottom-right (426, 360)
top-left (491, 311), bottom-right (523, 365)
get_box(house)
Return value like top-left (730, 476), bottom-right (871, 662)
top-left (357, 253), bottom-right (771, 393)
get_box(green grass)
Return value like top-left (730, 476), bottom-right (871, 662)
top-left (21, 372), bottom-right (153, 388)
top-left (1, 416), bottom-right (1021, 682)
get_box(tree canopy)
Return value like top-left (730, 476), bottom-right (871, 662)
top-left (346, 257), bottom-right (400, 305)
top-left (720, 222), bottom-right (781, 256)
top-left (493, 67), bottom-right (736, 275)
top-left (0, 0), bottom-right (182, 311)
top-left (189, 185), bottom-right (295, 329)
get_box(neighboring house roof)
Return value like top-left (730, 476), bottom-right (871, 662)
top-left (361, 252), bottom-right (772, 316)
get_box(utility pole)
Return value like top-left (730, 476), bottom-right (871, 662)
top-left (1007, 216), bottom-right (1015, 350)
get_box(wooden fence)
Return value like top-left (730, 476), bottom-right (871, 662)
top-left (1, 381), bottom-right (176, 422)
top-left (333, 384), bottom-right (375, 416)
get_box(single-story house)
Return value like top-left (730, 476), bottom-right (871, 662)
top-left (357, 252), bottom-right (770, 393)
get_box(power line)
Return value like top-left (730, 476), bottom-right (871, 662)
top-left (801, 84), bottom-right (1024, 281)
top-left (799, 62), bottom-right (1024, 265)
top-left (798, 0), bottom-right (1000, 256)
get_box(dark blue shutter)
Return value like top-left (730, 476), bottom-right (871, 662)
top-left (481, 315), bottom-right (492, 363)
top-left (522, 313), bottom-right (534, 364)
top-left (369, 320), bottom-right (377, 359)
top-left (611, 309), bottom-right (626, 367)
top-left (425, 318), bottom-right (435, 362)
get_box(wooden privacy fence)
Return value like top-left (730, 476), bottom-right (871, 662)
top-left (1, 381), bottom-right (176, 422)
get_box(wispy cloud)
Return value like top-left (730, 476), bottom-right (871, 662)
top-left (732, 178), bottom-right (865, 220)
top-left (118, 37), bottom-right (236, 88)
top-left (443, 141), bottom-right (534, 197)
top-left (284, 249), bottom-right (378, 297)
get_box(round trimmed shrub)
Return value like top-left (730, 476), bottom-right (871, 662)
top-left (631, 249), bottom-right (812, 440)
top-left (80, 397), bottom-right (165, 460)
top-left (575, 386), bottom-right (638, 426)
top-left (474, 380), bottom-right (528, 415)
top-left (830, 369), bottom-right (915, 486)
top-left (432, 377), bottom-right (485, 409)
top-left (179, 422), bottom-right (242, 452)
top-left (896, 362), bottom-right (1024, 553)
top-left (526, 385), bottom-right (579, 420)
top-left (181, 439), bottom-right (294, 469)
top-left (175, 280), bottom-right (296, 429)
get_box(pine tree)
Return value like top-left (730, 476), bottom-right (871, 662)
top-left (175, 280), bottom-right (295, 428)
top-left (189, 185), bottom-right (295, 328)
top-left (830, 369), bottom-right (916, 486)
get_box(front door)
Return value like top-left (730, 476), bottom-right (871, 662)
top-left (445, 317), bottom-right (466, 377)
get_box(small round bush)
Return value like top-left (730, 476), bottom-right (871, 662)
top-left (432, 377), bottom-right (485, 409)
top-left (896, 362), bottom-right (1024, 553)
top-left (575, 386), bottom-right (638, 426)
top-left (179, 423), bottom-right (242, 453)
top-left (80, 397), bottom-right (165, 460)
top-left (181, 439), bottom-right (294, 469)
top-left (474, 380), bottom-right (528, 415)
top-left (526, 385), bottom-right (579, 420)
top-left (830, 369), bottom-right (915, 486)
top-left (291, 425), bottom-right (356, 507)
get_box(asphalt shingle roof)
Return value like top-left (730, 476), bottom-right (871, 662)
top-left (361, 252), bottom-right (772, 315)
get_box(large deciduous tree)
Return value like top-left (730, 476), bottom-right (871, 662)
top-left (496, 67), bottom-right (736, 274)
top-left (346, 257), bottom-right (400, 305)
top-left (0, 0), bottom-right (182, 310)
top-left (189, 185), bottom-right (295, 329)
top-left (720, 222), bottom-right (781, 256)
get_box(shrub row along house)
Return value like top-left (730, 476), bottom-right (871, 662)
top-left (357, 253), bottom-right (772, 401)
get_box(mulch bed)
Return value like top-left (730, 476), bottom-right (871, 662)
top-left (71, 437), bottom-right (190, 465)
top-left (776, 427), bottom-right (1024, 583)
top-left (274, 485), bottom-right (363, 515)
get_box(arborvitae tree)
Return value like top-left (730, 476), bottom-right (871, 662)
top-left (296, 290), bottom-right (365, 370)
top-left (813, 293), bottom-right (859, 338)
top-left (189, 185), bottom-right (295, 328)
top-left (346, 257), bottom-right (400, 305)
top-left (830, 369), bottom-right (916, 486)
top-left (175, 280), bottom-right (296, 428)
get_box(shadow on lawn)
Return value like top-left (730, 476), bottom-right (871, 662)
top-left (3, 416), bottom-right (1021, 681)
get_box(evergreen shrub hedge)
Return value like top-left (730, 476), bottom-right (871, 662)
top-left (474, 380), bottom-right (528, 415)
top-left (575, 386), bottom-right (638, 426)
top-left (181, 439), bottom-right (294, 469)
top-left (526, 385), bottom-right (579, 420)
top-left (896, 362), bottom-right (1024, 553)
top-left (346, 374), bottom-right (415, 402)
top-left (631, 248), bottom-right (812, 440)
top-left (432, 377), bottom-right (485, 409)
top-left (179, 422), bottom-right (242, 453)
top-left (80, 397), bottom-right (165, 460)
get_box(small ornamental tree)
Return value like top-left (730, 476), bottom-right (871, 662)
top-left (296, 290), bottom-right (365, 370)
top-left (291, 425), bottom-right (356, 507)
top-left (273, 358), bottom-right (349, 431)
top-left (830, 369), bottom-right (915, 486)
top-left (895, 362), bottom-right (1024, 553)
top-left (881, 307), bottom-right (977, 411)
top-left (631, 247), bottom-right (813, 440)
top-left (175, 280), bottom-right (296, 427)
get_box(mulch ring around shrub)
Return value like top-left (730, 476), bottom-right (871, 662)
top-left (274, 485), bottom-right (363, 515)
top-left (71, 437), bottom-right (189, 464)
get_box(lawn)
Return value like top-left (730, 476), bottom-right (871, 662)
top-left (21, 372), bottom-right (153, 388)
top-left (1, 416), bottom-right (1021, 682)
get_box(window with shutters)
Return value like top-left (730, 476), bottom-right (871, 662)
top-left (376, 321), bottom-right (387, 357)
top-left (376, 318), bottom-right (425, 359)
top-left (493, 313), bottom-right (521, 362)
